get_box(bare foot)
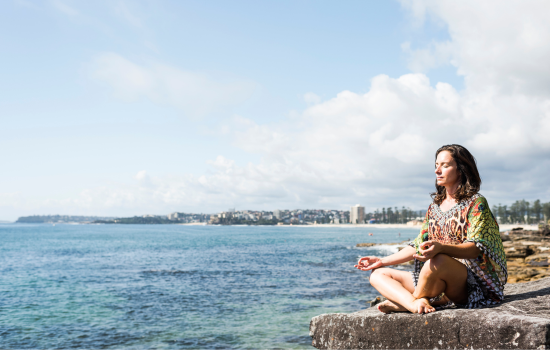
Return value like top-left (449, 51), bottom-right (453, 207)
top-left (410, 297), bottom-right (436, 314)
top-left (376, 300), bottom-right (407, 314)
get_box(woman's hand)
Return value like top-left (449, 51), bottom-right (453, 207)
top-left (354, 256), bottom-right (384, 271)
top-left (412, 240), bottom-right (442, 261)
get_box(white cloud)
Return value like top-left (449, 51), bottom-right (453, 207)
top-left (400, 0), bottom-right (550, 95)
top-left (9, 1), bottom-right (550, 217)
top-left (90, 52), bottom-right (257, 117)
top-left (401, 41), bottom-right (454, 73)
top-left (304, 92), bottom-right (322, 105)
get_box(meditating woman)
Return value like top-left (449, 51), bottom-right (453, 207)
top-left (355, 144), bottom-right (507, 314)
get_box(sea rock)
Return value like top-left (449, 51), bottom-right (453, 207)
top-left (356, 243), bottom-right (376, 247)
top-left (310, 277), bottom-right (550, 349)
top-left (356, 240), bottom-right (411, 248)
top-left (367, 296), bottom-right (387, 307)
top-left (525, 253), bottom-right (550, 267)
top-left (507, 260), bottom-right (550, 283)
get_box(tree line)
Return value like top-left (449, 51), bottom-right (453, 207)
top-left (368, 207), bottom-right (425, 224)
top-left (493, 199), bottom-right (550, 224)
top-left (367, 199), bottom-right (550, 225)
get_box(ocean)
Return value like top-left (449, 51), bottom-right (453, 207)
top-left (0, 224), bottom-right (419, 349)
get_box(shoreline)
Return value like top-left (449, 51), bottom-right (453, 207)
top-left (8, 222), bottom-right (541, 231)
top-left (213, 223), bottom-right (541, 231)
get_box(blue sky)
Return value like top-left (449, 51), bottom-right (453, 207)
top-left (1, 0), bottom-right (549, 220)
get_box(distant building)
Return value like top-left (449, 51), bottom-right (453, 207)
top-left (273, 209), bottom-right (282, 219)
top-left (168, 212), bottom-right (179, 220)
top-left (350, 204), bottom-right (365, 224)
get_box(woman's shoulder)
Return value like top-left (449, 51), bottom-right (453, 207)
top-left (466, 194), bottom-right (490, 214)
top-left (470, 193), bottom-right (488, 205)
top-left (462, 193), bottom-right (486, 206)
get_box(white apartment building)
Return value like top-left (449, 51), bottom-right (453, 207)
top-left (350, 204), bottom-right (365, 224)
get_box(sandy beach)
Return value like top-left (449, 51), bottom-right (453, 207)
top-left (320, 223), bottom-right (541, 231)
top-left (259, 223), bottom-right (541, 231)
top-left (193, 222), bottom-right (541, 231)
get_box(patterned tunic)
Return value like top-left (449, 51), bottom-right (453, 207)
top-left (409, 194), bottom-right (507, 309)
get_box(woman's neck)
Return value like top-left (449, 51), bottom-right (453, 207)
top-left (444, 182), bottom-right (460, 202)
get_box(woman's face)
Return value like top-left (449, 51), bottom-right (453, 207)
top-left (435, 150), bottom-right (460, 187)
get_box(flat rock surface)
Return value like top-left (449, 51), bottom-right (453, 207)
top-left (310, 277), bottom-right (550, 349)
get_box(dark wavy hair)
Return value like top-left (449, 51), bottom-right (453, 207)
top-left (431, 144), bottom-right (481, 205)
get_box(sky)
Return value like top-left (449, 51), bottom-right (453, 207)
top-left (1, 0), bottom-right (550, 220)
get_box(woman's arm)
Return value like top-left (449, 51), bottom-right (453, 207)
top-left (355, 245), bottom-right (416, 271)
top-left (381, 245), bottom-right (416, 265)
top-left (414, 241), bottom-right (480, 261)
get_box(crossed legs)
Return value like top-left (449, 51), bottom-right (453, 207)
top-left (369, 254), bottom-right (468, 314)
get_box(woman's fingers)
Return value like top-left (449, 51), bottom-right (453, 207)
top-left (355, 257), bottom-right (381, 270)
top-left (420, 240), bottom-right (433, 249)
top-left (413, 254), bottom-right (428, 262)
top-left (360, 260), bottom-right (382, 271)
top-left (419, 244), bottom-right (435, 257)
top-left (420, 243), bottom-right (434, 252)
top-left (357, 256), bottom-right (376, 266)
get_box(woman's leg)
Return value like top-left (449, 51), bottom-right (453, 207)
top-left (370, 254), bottom-right (468, 314)
top-left (369, 268), bottom-right (416, 313)
top-left (412, 254), bottom-right (468, 305)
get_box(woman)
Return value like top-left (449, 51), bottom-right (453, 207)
top-left (355, 144), bottom-right (507, 314)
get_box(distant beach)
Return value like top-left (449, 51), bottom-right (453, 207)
top-left (205, 223), bottom-right (542, 231)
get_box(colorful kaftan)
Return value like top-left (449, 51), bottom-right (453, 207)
top-left (409, 194), bottom-right (507, 309)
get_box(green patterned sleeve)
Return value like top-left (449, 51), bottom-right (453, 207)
top-left (409, 208), bottom-right (430, 254)
top-left (465, 197), bottom-right (507, 265)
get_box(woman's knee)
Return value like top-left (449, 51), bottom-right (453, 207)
top-left (430, 253), bottom-right (452, 268)
top-left (421, 254), bottom-right (452, 276)
top-left (369, 268), bottom-right (391, 284)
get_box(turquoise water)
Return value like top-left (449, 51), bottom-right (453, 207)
top-left (0, 224), bottom-right (419, 349)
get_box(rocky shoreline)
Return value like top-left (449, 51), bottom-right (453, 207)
top-left (356, 226), bottom-right (550, 284)
top-left (501, 226), bottom-right (550, 283)
top-left (310, 277), bottom-right (550, 349)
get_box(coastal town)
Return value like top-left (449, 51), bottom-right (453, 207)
top-left (14, 199), bottom-right (550, 226)
top-left (206, 205), bottom-right (425, 225)
top-left (15, 205), bottom-right (425, 225)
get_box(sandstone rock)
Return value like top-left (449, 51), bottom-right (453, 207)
top-left (536, 246), bottom-right (550, 254)
top-left (310, 277), bottom-right (550, 349)
top-left (356, 241), bottom-right (410, 248)
top-left (525, 253), bottom-right (550, 267)
top-left (367, 296), bottom-right (387, 307)
top-left (504, 246), bottom-right (532, 258)
top-left (522, 240), bottom-right (544, 245)
top-left (356, 243), bottom-right (376, 247)
top-left (507, 259), bottom-right (550, 283)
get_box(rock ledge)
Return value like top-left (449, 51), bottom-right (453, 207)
top-left (310, 277), bottom-right (550, 349)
